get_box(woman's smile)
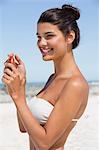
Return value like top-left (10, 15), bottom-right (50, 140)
top-left (40, 48), bottom-right (54, 56)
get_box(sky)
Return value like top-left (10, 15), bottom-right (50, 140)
top-left (0, 0), bottom-right (99, 83)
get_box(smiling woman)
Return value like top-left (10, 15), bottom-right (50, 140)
top-left (2, 4), bottom-right (89, 150)
top-left (36, 5), bottom-right (80, 63)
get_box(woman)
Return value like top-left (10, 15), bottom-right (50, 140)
top-left (2, 4), bottom-right (89, 150)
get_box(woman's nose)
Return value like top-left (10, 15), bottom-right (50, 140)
top-left (38, 37), bottom-right (47, 47)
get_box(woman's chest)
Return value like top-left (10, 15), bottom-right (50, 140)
top-left (37, 77), bottom-right (67, 106)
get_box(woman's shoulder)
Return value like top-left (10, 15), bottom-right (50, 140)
top-left (58, 75), bottom-right (89, 107)
top-left (65, 75), bottom-right (89, 94)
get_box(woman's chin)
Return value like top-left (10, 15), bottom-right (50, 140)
top-left (42, 54), bottom-right (53, 61)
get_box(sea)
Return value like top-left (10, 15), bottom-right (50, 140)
top-left (0, 80), bottom-right (99, 90)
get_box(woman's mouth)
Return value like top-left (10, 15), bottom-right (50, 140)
top-left (40, 48), bottom-right (54, 56)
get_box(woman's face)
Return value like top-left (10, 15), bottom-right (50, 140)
top-left (37, 23), bottom-right (68, 61)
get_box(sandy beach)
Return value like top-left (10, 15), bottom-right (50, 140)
top-left (0, 88), bottom-right (99, 150)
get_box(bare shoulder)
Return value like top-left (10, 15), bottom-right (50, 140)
top-left (67, 75), bottom-right (89, 91)
top-left (63, 75), bottom-right (89, 103)
top-left (59, 75), bottom-right (89, 103)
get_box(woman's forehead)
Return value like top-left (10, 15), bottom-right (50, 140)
top-left (37, 23), bottom-right (60, 35)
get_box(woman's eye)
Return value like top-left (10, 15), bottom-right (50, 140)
top-left (46, 35), bottom-right (54, 39)
top-left (37, 35), bottom-right (54, 41)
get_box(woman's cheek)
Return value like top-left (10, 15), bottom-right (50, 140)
top-left (52, 36), bottom-right (60, 43)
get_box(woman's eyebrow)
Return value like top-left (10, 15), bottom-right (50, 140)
top-left (36, 31), bottom-right (54, 35)
top-left (44, 32), bottom-right (54, 34)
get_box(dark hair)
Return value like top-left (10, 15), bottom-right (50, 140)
top-left (37, 4), bottom-right (80, 49)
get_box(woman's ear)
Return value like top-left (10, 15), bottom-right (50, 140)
top-left (66, 30), bottom-right (75, 45)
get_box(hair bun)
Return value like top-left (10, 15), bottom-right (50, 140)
top-left (62, 4), bottom-right (80, 21)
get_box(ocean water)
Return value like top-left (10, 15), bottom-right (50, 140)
top-left (0, 80), bottom-right (99, 90)
top-left (88, 80), bottom-right (99, 85)
top-left (26, 82), bottom-right (45, 89)
top-left (0, 82), bottom-right (45, 90)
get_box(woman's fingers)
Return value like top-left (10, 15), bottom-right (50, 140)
top-left (15, 54), bottom-right (24, 65)
top-left (4, 68), bottom-right (14, 77)
top-left (3, 73), bottom-right (12, 80)
top-left (2, 73), bottom-right (14, 83)
top-left (2, 76), bottom-right (10, 85)
top-left (4, 63), bottom-right (17, 73)
top-left (8, 53), bottom-right (14, 57)
top-left (4, 57), bottom-right (11, 64)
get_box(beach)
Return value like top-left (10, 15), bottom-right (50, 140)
top-left (0, 83), bottom-right (99, 150)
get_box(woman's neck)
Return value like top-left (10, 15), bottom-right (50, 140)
top-left (53, 51), bottom-right (78, 77)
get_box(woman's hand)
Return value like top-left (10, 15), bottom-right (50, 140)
top-left (2, 54), bottom-right (26, 103)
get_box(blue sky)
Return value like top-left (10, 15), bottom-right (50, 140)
top-left (0, 0), bottom-right (99, 83)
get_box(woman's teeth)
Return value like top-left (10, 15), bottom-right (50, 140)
top-left (41, 48), bottom-right (53, 55)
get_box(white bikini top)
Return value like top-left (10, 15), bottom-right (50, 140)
top-left (28, 96), bottom-right (78, 125)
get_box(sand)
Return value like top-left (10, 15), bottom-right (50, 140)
top-left (0, 94), bottom-right (99, 150)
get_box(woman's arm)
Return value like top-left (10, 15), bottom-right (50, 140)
top-left (14, 77), bottom-right (88, 150)
top-left (17, 111), bottom-right (26, 133)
